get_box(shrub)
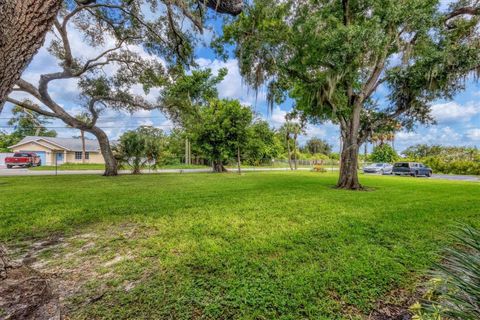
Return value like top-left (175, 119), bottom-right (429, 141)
top-left (312, 164), bottom-right (327, 173)
top-left (370, 144), bottom-right (398, 163)
top-left (423, 157), bottom-right (480, 175)
top-left (411, 225), bottom-right (480, 320)
top-left (115, 127), bottom-right (166, 174)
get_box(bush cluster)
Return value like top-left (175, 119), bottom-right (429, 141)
top-left (422, 157), bottom-right (480, 175)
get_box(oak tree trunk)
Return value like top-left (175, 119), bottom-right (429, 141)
top-left (132, 165), bottom-right (141, 175)
top-left (212, 160), bottom-right (227, 173)
top-left (205, 0), bottom-right (243, 15)
top-left (0, 0), bottom-right (49, 282)
top-left (337, 133), bottom-right (362, 190)
top-left (86, 126), bottom-right (118, 176)
top-left (0, 0), bottom-right (62, 111)
top-left (337, 104), bottom-right (363, 190)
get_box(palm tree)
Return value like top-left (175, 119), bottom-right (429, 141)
top-left (291, 123), bottom-right (302, 170)
top-left (279, 121), bottom-right (303, 170)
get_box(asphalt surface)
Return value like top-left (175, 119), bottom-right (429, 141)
top-left (0, 167), bottom-right (312, 176)
top-left (0, 166), bottom-right (478, 182)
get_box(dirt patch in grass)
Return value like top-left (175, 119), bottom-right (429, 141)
top-left (1, 223), bottom-right (155, 319)
top-left (0, 264), bottom-right (60, 320)
top-left (367, 283), bottom-right (426, 320)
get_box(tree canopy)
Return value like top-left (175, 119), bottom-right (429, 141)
top-left (217, 0), bottom-right (480, 189)
top-left (190, 99), bottom-right (253, 172)
top-left (4, 0), bottom-right (244, 176)
top-left (302, 137), bottom-right (332, 156)
top-left (115, 126), bottom-right (167, 174)
top-left (0, 0), bottom-right (244, 110)
top-left (369, 144), bottom-right (398, 163)
top-left (0, 104), bottom-right (57, 152)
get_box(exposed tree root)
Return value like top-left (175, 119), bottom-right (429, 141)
top-left (0, 260), bottom-right (60, 319)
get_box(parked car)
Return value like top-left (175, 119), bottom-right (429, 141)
top-left (5, 152), bottom-right (41, 168)
top-left (393, 162), bottom-right (432, 177)
top-left (363, 163), bottom-right (393, 175)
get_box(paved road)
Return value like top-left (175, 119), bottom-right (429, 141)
top-left (0, 167), bottom-right (478, 182)
top-left (430, 174), bottom-right (480, 182)
top-left (0, 167), bottom-right (312, 176)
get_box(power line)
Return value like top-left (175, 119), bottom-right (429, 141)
top-left (0, 115), bottom-right (169, 120)
top-left (0, 124), bottom-right (175, 129)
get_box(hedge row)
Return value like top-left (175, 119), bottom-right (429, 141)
top-left (422, 157), bottom-right (480, 175)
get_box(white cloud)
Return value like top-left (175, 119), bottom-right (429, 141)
top-left (268, 107), bottom-right (288, 128)
top-left (195, 58), bottom-right (266, 105)
top-left (395, 126), bottom-right (463, 150)
top-left (430, 102), bottom-right (480, 123)
top-left (466, 129), bottom-right (480, 141)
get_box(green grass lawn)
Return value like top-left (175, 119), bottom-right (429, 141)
top-left (0, 172), bottom-right (478, 319)
top-left (29, 163), bottom-right (209, 171)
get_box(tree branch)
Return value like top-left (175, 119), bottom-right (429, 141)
top-left (446, 6), bottom-right (480, 21)
top-left (80, 42), bottom-right (124, 73)
top-left (5, 97), bottom-right (57, 117)
top-left (342, 0), bottom-right (350, 26)
top-left (16, 79), bottom-right (42, 100)
top-left (54, 19), bottom-right (74, 69)
top-left (84, 3), bottom-right (169, 46)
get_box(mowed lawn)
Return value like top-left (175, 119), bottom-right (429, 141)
top-left (0, 172), bottom-right (479, 319)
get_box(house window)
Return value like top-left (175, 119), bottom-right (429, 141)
top-left (75, 152), bottom-right (90, 160)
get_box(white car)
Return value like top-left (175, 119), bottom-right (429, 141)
top-left (363, 163), bottom-right (393, 175)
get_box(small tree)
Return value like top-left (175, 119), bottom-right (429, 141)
top-left (159, 68), bottom-right (253, 172)
top-left (244, 120), bottom-right (282, 166)
top-left (370, 144), bottom-right (398, 163)
top-left (0, 131), bottom-right (20, 152)
top-left (278, 120), bottom-right (304, 170)
top-left (0, 103), bottom-right (57, 151)
top-left (190, 99), bottom-right (253, 173)
top-left (8, 103), bottom-right (57, 139)
top-left (115, 126), bottom-right (166, 174)
top-left (303, 138), bottom-right (332, 156)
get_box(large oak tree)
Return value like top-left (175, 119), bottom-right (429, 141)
top-left (0, 0), bottom-right (244, 112)
top-left (218, 0), bottom-right (480, 189)
top-left (3, 0), bottom-right (244, 176)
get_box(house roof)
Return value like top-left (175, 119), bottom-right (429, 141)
top-left (11, 136), bottom-right (101, 152)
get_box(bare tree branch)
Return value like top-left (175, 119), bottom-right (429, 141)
top-left (446, 6), bottom-right (480, 21)
top-left (16, 79), bottom-right (42, 100)
top-left (5, 97), bottom-right (57, 117)
top-left (81, 42), bottom-right (124, 73)
top-left (53, 19), bottom-right (74, 69)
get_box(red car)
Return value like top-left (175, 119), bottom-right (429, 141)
top-left (5, 152), bottom-right (42, 168)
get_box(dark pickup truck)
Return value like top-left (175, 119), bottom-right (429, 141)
top-left (5, 152), bottom-right (42, 168)
top-left (393, 162), bottom-right (432, 177)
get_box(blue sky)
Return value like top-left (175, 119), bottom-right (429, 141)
top-left (1, 2), bottom-right (479, 154)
